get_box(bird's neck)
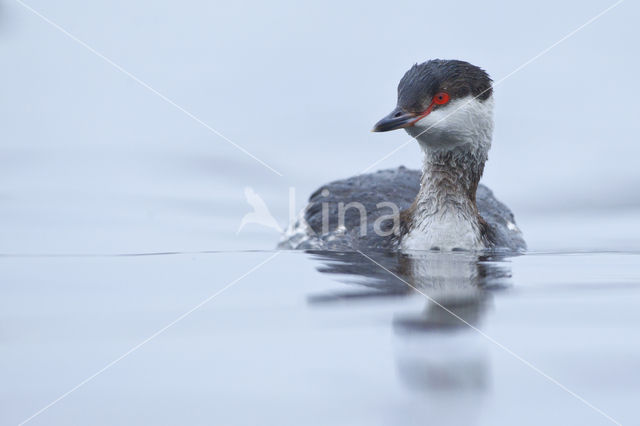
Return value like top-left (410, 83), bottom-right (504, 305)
top-left (420, 145), bottom-right (486, 211)
top-left (401, 144), bottom-right (488, 251)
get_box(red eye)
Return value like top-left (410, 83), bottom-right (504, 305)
top-left (433, 92), bottom-right (450, 105)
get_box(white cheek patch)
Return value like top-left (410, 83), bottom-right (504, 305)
top-left (407, 96), bottom-right (494, 150)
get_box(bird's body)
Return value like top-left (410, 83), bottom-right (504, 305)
top-left (279, 167), bottom-right (525, 251)
top-left (280, 59), bottom-right (525, 252)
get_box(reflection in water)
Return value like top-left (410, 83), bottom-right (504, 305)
top-left (308, 250), bottom-right (516, 425)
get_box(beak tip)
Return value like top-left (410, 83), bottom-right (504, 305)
top-left (372, 108), bottom-right (415, 133)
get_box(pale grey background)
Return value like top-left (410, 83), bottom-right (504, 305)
top-left (1, 0), bottom-right (639, 254)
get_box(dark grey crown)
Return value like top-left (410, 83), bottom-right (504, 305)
top-left (397, 59), bottom-right (493, 113)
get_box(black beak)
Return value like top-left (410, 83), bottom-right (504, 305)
top-left (372, 107), bottom-right (417, 132)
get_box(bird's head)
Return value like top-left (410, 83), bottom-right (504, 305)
top-left (373, 59), bottom-right (494, 151)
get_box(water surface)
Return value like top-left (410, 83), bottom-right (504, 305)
top-left (2, 249), bottom-right (639, 425)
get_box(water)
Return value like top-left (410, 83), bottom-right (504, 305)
top-left (3, 250), bottom-right (640, 425)
top-left (1, 0), bottom-right (640, 425)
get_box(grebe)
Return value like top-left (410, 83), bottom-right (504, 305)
top-left (281, 59), bottom-right (525, 252)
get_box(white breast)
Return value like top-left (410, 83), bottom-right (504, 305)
top-left (400, 210), bottom-right (484, 251)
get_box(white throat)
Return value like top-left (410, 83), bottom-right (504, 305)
top-left (400, 96), bottom-right (494, 251)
